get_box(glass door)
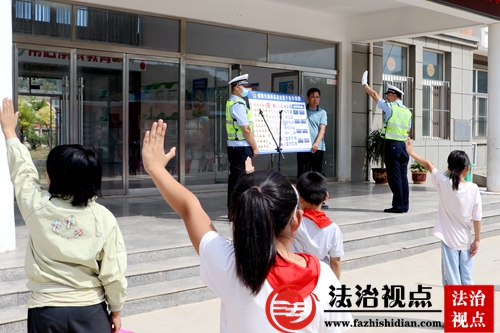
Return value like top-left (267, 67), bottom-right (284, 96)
top-left (77, 51), bottom-right (124, 194)
top-left (16, 47), bottom-right (71, 185)
top-left (185, 63), bottom-right (229, 186)
top-left (301, 72), bottom-right (337, 179)
top-left (128, 57), bottom-right (180, 192)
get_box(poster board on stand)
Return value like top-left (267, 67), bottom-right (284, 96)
top-left (247, 91), bottom-right (311, 154)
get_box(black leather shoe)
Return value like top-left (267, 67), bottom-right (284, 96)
top-left (384, 207), bottom-right (403, 213)
top-left (322, 202), bottom-right (329, 209)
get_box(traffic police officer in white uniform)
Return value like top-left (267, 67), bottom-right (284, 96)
top-left (226, 74), bottom-right (259, 208)
top-left (361, 71), bottom-right (412, 213)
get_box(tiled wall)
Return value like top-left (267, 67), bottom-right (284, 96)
top-left (351, 36), bottom-right (476, 184)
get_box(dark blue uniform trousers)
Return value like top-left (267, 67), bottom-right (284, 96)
top-left (385, 140), bottom-right (409, 212)
top-left (227, 146), bottom-right (253, 208)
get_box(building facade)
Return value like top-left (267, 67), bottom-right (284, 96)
top-left (3, 0), bottom-right (500, 251)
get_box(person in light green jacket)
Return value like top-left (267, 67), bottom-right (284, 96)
top-left (0, 98), bottom-right (127, 333)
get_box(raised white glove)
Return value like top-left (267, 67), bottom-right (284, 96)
top-left (361, 71), bottom-right (368, 86)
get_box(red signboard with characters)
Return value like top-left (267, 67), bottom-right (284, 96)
top-left (430, 0), bottom-right (500, 20)
top-left (444, 285), bottom-right (494, 332)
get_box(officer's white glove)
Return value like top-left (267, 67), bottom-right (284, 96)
top-left (361, 71), bottom-right (368, 86)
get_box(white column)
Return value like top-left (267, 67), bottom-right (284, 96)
top-left (487, 23), bottom-right (500, 192)
top-left (0, 0), bottom-right (16, 253)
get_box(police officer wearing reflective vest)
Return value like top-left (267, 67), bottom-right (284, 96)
top-left (362, 71), bottom-right (412, 213)
top-left (226, 74), bottom-right (259, 208)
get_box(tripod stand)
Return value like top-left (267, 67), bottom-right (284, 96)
top-left (259, 109), bottom-right (284, 173)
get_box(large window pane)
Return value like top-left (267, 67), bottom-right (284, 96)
top-left (78, 53), bottom-right (123, 191)
top-left (185, 65), bottom-right (229, 186)
top-left (76, 7), bottom-right (179, 51)
top-left (477, 70), bottom-right (488, 93)
top-left (129, 60), bottom-right (179, 188)
top-left (383, 43), bottom-right (407, 76)
top-left (13, 0), bottom-right (71, 39)
top-left (269, 36), bottom-right (336, 70)
top-left (186, 23), bottom-right (267, 61)
top-left (422, 80), bottom-right (450, 139)
top-left (76, 7), bottom-right (135, 44)
top-left (17, 48), bottom-right (71, 181)
top-left (140, 16), bottom-right (179, 51)
top-left (423, 51), bottom-right (444, 81)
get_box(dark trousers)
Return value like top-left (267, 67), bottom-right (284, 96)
top-left (297, 150), bottom-right (325, 179)
top-left (227, 146), bottom-right (253, 208)
top-left (28, 302), bottom-right (110, 333)
top-left (385, 140), bottom-right (409, 212)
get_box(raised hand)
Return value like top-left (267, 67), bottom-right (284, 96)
top-left (142, 119), bottom-right (176, 174)
top-left (361, 71), bottom-right (368, 86)
top-left (0, 98), bottom-right (19, 139)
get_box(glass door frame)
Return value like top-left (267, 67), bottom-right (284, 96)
top-left (184, 59), bottom-right (231, 188)
top-left (14, 43), bottom-right (73, 145)
top-left (125, 54), bottom-right (180, 195)
top-left (75, 49), bottom-right (125, 195)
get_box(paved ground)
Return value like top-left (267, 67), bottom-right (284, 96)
top-left (7, 181), bottom-right (500, 332)
top-left (114, 182), bottom-right (500, 333)
top-left (121, 235), bottom-right (500, 333)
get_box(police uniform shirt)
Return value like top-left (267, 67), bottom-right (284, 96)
top-left (227, 94), bottom-right (251, 147)
top-left (377, 98), bottom-right (412, 128)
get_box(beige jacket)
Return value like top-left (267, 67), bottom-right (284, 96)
top-left (7, 138), bottom-right (127, 311)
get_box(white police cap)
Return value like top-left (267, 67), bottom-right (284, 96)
top-left (386, 84), bottom-right (404, 96)
top-left (229, 74), bottom-right (249, 86)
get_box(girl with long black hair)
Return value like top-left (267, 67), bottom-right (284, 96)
top-left (406, 138), bottom-right (482, 285)
top-left (142, 120), bottom-right (352, 332)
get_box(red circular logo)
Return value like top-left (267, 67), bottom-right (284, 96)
top-left (265, 285), bottom-right (318, 333)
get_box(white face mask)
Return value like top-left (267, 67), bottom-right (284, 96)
top-left (239, 86), bottom-right (249, 98)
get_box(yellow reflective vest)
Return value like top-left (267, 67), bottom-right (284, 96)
top-left (226, 99), bottom-right (253, 141)
top-left (383, 102), bottom-right (412, 141)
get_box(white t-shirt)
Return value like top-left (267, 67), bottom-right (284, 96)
top-left (431, 168), bottom-right (482, 250)
top-left (199, 231), bottom-right (352, 333)
top-left (291, 217), bottom-right (344, 265)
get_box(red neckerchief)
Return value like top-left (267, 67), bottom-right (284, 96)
top-left (267, 253), bottom-right (320, 298)
top-left (303, 209), bottom-right (333, 229)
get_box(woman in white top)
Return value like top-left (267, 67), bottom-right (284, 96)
top-left (142, 120), bottom-right (352, 333)
top-left (406, 138), bottom-right (482, 285)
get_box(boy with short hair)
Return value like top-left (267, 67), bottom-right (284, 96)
top-left (292, 171), bottom-right (344, 280)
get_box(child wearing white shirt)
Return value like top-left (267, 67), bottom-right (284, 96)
top-left (292, 171), bottom-right (344, 280)
top-left (406, 138), bottom-right (482, 285)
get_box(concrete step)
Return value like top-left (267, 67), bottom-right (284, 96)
top-left (126, 256), bottom-right (200, 288)
top-left (336, 200), bottom-right (500, 233)
top-left (0, 277), bottom-right (217, 332)
top-left (343, 221), bottom-right (500, 271)
top-left (343, 220), bottom-right (433, 252)
top-left (0, 255), bottom-right (202, 310)
top-left (0, 305), bottom-right (25, 333)
top-left (123, 276), bottom-right (216, 317)
top-left (342, 207), bottom-right (500, 252)
top-left (0, 244), bottom-right (198, 283)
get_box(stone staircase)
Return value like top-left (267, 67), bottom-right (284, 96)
top-left (341, 202), bottom-right (500, 270)
top-left (1, 200), bottom-right (500, 332)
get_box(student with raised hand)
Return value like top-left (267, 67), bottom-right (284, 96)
top-left (0, 98), bottom-right (127, 333)
top-left (142, 119), bottom-right (352, 333)
top-left (405, 138), bottom-right (482, 285)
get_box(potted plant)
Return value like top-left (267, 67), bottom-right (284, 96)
top-left (364, 129), bottom-right (388, 184)
top-left (410, 161), bottom-right (427, 184)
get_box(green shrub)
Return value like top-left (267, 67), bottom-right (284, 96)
top-left (26, 127), bottom-right (45, 150)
